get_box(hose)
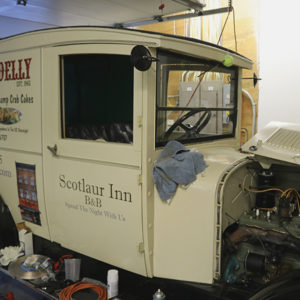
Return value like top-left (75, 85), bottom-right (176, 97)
top-left (242, 89), bottom-right (256, 137)
top-left (59, 281), bottom-right (107, 300)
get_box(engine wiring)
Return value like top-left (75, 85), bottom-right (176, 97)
top-left (241, 185), bottom-right (300, 215)
top-left (222, 176), bottom-right (300, 286)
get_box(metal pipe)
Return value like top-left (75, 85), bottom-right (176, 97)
top-left (116, 6), bottom-right (232, 28)
top-left (242, 89), bottom-right (256, 137)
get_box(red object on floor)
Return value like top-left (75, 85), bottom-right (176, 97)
top-left (5, 292), bottom-right (14, 300)
top-left (54, 254), bottom-right (74, 273)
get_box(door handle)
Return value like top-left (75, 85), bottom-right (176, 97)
top-left (47, 144), bottom-right (58, 156)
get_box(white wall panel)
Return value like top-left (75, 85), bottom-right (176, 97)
top-left (258, 0), bottom-right (300, 129)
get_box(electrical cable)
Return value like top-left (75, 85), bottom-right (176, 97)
top-left (259, 207), bottom-right (276, 212)
top-left (242, 186), bottom-right (300, 214)
top-left (217, 2), bottom-right (238, 52)
top-left (59, 281), bottom-right (107, 300)
top-left (242, 186), bottom-right (284, 194)
top-left (282, 188), bottom-right (300, 199)
top-left (284, 188), bottom-right (300, 214)
top-left (232, 7), bottom-right (237, 52)
top-left (217, 9), bottom-right (230, 46)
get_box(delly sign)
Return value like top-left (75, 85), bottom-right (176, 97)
top-left (0, 58), bottom-right (32, 81)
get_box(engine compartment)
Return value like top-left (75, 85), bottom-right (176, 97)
top-left (221, 159), bottom-right (300, 286)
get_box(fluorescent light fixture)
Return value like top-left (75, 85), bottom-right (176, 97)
top-left (17, 0), bottom-right (27, 6)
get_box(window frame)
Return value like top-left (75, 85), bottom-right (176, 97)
top-left (155, 49), bottom-right (239, 147)
top-left (42, 44), bottom-right (142, 167)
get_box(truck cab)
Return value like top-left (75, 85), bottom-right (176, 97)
top-left (1, 27), bottom-right (300, 290)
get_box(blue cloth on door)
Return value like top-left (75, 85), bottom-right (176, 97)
top-left (153, 140), bottom-right (208, 201)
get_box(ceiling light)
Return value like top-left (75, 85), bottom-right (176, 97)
top-left (17, 0), bottom-right (27, 6)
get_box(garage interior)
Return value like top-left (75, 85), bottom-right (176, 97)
top-left (0, 1), bottom-right (300, 299)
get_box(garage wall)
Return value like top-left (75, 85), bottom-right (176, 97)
top-left (140, 0), bottom-right (260, 143)
top-left (221, 0), bottom-right (259, 142)
top-left (258, 0), bottom-right (300, 130)
top-left (0, 16), bottom-right (54, 38)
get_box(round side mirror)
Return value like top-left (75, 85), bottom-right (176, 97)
top-left (130, 45), bottom-right (159, 71)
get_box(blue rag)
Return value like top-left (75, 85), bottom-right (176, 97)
top-left (153, 140), bottom-right (208, 201)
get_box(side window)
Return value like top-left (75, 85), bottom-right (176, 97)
top-left (61, 54), bottom-right (134, 144)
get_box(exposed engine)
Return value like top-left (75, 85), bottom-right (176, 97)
top-left (221, 161), bottom-right (300, 285)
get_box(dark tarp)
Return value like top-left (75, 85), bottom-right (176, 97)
top-left (0, 195), bottom-right (19, 249)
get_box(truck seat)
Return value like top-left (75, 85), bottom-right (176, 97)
top-left (66, 123), bottom-right (133, 144)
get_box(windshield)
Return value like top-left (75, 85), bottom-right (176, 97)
top-left (156, 50), bottom-right (238, 146)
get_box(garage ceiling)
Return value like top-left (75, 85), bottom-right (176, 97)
top-left (0, 0), bottom-right (205, 27)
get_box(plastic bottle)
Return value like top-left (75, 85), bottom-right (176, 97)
top-left (153, 289), bottom-right (166, 300)
top-left (107, 269), bottom-right (119, 299)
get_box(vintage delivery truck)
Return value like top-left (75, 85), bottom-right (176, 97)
top-left (1, 27), bottom-right (300, 296)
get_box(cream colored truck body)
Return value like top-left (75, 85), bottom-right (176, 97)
top-left (2, 27), bottom-right (288, 285)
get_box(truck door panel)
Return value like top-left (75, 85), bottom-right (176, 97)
top-left (42, 44), bottom-right (146, 275)
top-left (0, 150), bottom-right (50, 240)
top-left (0, 48), bottom-right (50, 239)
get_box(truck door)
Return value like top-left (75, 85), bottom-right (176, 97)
top-left (42, 44), bottom-right (145, 275)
